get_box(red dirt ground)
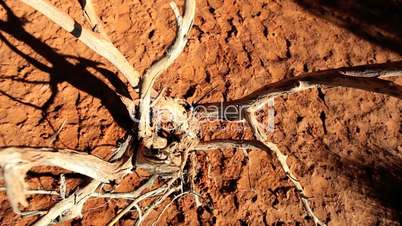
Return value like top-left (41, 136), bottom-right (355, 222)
top-left (0, 0), bottom-right (401, 225)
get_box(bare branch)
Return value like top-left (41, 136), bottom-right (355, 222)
top-left (246, 71), bottom-right (402, 111)
top-left (0, 148), bottom-right (130, 181)
top-left (34, 180), bottom-right (101, 226)
top-left (136, 185), bottom-right (180, 226)
top-left (59, 174), bottom-right (66, 199)
top-left (151, 191), bottom-right (201, 226)
top-left (138, 0), bottom-right (196, 146)
top-left (19, 211), bottom-right (48, 217)
top-left (196, 62), bottom-right (402, 120)
top-left (337, 61), bottom-right (402, 78)
top-left (29, 135), bottom-right (132, 225)
top-left (107, 175), bottom-right (160, 226)
top-left (0, 187), bottom-right (59, 196)
top-left (244, 110), bottom-right (326, 226)
top-left (20, 0), bottom-right (140, 88)
top-left (189, 153), bottom-right (202, 207)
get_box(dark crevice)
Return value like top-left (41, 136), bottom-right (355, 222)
top-left (225, 18), bottom-right (238, 42)
top-left (220, 179), bottom-right (237, 193)
top-left (251, 195), bottom-right (257, 202)
top-left (285, 39), bottom-right (292, 58)
top-left (296, 115), bottom-right (304, 123)
top-left (263, 25), bottom-right (269, 38)
top-left (233, 195), bottom-right (239, 209)
top-left (205, 70), bottom-right (211, 83)
top-left (242, 45), bottom-right (253, 68)
top-left (236, 10), bottom-right (245, 23)
top-left (303, 63), bottom-right (309, 72)
top-left (148, 29), bottom-right (155, 39)
top-left (239, 219), bottom-right (248, 226)
top-left (323, 50), bottom-right (333, 61)
top-left (196, 207), bottom-right (204, 225)
top-left (223, 80), bottom-right (231, 102)
top-left (320, 111), bottom-right (327, 134)
top-left (183, 84), bottom-right (197, 99)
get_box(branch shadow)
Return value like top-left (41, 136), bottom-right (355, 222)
top-left (295, 0), bottom-right (402, 55)
top-left (0, 1), bottom-right (132, 130)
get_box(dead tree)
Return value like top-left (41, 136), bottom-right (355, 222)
top-left (0, 0), bottom-right (401, 225)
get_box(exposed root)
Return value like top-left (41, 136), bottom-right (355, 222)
top-left (152, 191), bottom-right (202, 226)
top-left (0, 187), bottom-right (59, 196)
top-left (19, 211), bottom-right (48, 217)
top-left (136, 185), bottom-right (180, 226)
top-left (196, 63), bottom-right (402, 120)
top-left (189, 152), bottom-right (202, 207)
top-left (59, 174), bottom-right (66, 199)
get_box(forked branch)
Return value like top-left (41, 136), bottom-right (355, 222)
top-left (138, 0), bottom-right (196, 146)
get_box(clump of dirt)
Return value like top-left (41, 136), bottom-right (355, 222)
top-left (0, 0), bottom-right (401, 225)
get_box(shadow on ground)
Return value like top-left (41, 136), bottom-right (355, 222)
top-left (295, 0), bottom-right (402, 55)
top-left (323, 144), bottom-right (402, 222)
top-left (0, 1), bottom-right (132, 130)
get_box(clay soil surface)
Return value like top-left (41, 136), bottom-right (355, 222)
top-left (1, 0), bottom-right (402, 225)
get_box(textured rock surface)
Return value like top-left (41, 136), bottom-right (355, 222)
top-left (0, 0), bottom-right (401, 225)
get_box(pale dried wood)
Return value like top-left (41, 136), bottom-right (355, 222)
top-left (20, 0), bottom-right (140, 88)
top-left (138, 0), bottom-right (196, 146)
top-left (0, 147), bottom-right (130, 212)
top-left (196, 62), bottom-right (402, 120)
top-left (32, 135), bottom-right (133, 225)
top-left (78, 0), bottom-right (109, 40)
